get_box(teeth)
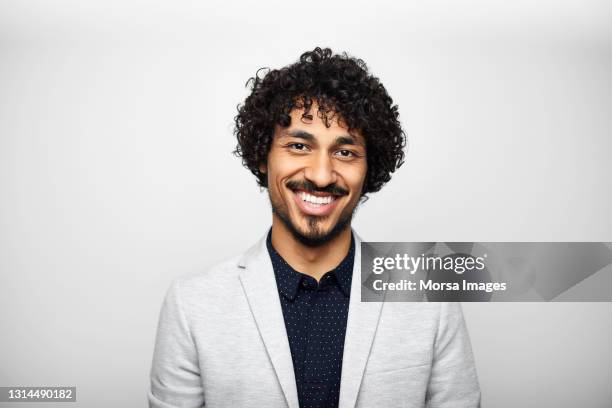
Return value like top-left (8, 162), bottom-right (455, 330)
top-left (298, 191), bottom-right (334, 205)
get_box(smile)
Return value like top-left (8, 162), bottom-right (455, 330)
top-left (291, 189), bottom-right (341, 217)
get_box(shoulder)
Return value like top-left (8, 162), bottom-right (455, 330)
top-left (168, 254), bottom-right (243, 300)
top-left (164, 233), bottom-right (266, 307)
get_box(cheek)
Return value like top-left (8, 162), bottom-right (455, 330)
top-left (269, 157), bottom-right (304, 185)
top-left (343, 164), bottom-right (367, 192)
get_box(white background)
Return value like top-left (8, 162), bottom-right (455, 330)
top-left (1, 1), bottom-right (611, 406)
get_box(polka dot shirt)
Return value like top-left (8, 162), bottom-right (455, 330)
top-left (266, 229), bottom-right (355, 408)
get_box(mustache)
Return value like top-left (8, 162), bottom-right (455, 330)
top-left (286, 180), bottom-right (349, 196)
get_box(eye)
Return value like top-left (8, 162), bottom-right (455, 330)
top-left (287, 143), bottom-right (310, 151)
top-left (335, 149), bottom-right (356, 158)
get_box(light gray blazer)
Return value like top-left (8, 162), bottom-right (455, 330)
top-left (149, 229), bottom-right (481, 408)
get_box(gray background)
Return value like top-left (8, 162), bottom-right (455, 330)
top-left (1, 1), bottom-right (611, 407)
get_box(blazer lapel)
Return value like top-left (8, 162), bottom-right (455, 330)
top-left (339, 230), bottom-right (386, 408)
top-left (237, 234), bottom-right (300, 408)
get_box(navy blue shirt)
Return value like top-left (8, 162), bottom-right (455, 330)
top-left (266, 229), bottom-right (355, 408)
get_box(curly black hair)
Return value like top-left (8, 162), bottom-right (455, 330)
top-left (233, 47), bottom-right (406, 196)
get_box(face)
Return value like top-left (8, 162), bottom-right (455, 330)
top-left (260, 104), bottom-right (367, 247)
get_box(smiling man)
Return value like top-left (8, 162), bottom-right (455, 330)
top-left (261, 105), bottom-right (367, 282)
top-left (149, 47), bottom-right (481, 408)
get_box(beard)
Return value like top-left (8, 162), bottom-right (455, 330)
top-left (268, 185), bottom-right (358, 247)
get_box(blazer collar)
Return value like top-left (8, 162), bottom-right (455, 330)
top-left (237, 232), bottom-right (300, 408)
top-left (237, 228), bottom-right (385, 408)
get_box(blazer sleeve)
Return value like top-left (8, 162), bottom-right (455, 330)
top-left (148, 279), bottom-right (205, 408)
top-left (425, 302), bottom-right (481, 408)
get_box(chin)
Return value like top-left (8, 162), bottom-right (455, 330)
top-left (269, 187), bottom-right (355, 247)
top-left (286, 212), bottom-right (352, 248)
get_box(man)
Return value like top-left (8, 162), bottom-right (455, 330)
top-left (149, 47), bottom-right (481, 408)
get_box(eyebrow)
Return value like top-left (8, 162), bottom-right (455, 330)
top-left (282, 129), bottom-right (363, 146)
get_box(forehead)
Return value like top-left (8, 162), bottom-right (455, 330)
top-left (280, 106), bottom-right (366, 145)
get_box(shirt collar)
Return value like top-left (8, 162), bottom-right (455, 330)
top-left (266, 228), bottom-right (355, 300)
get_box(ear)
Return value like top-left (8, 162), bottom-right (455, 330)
top-left (258, 162), bottom-right (267, 174)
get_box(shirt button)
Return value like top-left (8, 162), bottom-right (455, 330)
top-left (302, 281), bottom-right (308, 288)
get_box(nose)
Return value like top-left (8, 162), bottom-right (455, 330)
top-left (303, 152), bottom-right (337, 189)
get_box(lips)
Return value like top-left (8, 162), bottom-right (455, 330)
top-left (291, 189), bottom-right (341, 216)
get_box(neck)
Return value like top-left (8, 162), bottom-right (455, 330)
top-left (270, 214), bottom-right (352, 282)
